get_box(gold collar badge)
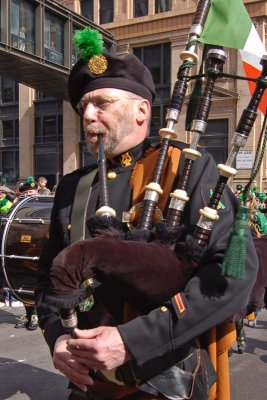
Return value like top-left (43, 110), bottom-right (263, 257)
top-left (120, 152), bottom-right (132, 167)
top-left (88, 54), bottom-right (108, 75)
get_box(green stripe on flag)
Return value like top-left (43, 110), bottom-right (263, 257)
top-left (198, 0), bottom-right (252, 50)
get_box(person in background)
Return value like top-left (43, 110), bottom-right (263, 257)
top-left (14, 177), bottom-right (39, 330)
top-left (19, 26), bottom-right (26, 51)
top-left (3, 288), bottom-right (23, 308)
top-left (14, 181), bottom-right (24, 196)
top-left (38, 187), bottom-right (51, 195)
top-left (258, 192), bottom-right (267, 214)
top-left (0, 186), bottom-right (13, 214)
top-left (37, 176), bottom-right (51, 194)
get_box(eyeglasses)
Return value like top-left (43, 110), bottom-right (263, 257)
top-left (76, 96), bottom-right (140, 116)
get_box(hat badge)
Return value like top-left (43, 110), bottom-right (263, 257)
top-left (88, 54), bottom-right (108, 75)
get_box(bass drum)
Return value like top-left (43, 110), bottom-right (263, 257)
top-left (1, 195), bottom-right (53, 305)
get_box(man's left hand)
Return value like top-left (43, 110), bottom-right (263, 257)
top-left (66, 326), bottom-right (131, 371)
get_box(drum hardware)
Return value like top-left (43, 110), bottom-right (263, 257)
top-left (1, 217), bottom-right (47, 224)
top-left (3, 255), bottom-right (39, 260)
top-left (14, 218), bottom-right (47, 224)
top-left (12, 289), bottom-right (35, 295)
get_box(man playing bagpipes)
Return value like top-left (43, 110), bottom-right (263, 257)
top-left (35, 22), bottom-right (259, 400)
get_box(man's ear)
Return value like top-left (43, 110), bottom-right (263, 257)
top-left (136, 99), bottom-right (151, 123)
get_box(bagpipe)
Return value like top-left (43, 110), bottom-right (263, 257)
top-left (45, 0), bottom-right (267, 333)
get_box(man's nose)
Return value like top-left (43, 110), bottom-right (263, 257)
top-left (83, 102), bottom-right (99, 120)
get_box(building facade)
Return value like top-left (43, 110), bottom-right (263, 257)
top-left (0, 0), bottom-right (266, 190)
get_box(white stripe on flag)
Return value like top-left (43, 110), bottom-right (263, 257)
top-left (243, 25), bottom-right (266, 59)
top-left (240, 51), bottom-right (263, 71)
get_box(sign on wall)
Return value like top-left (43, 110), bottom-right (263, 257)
top-left (236, 150), bottom-right (254, 170)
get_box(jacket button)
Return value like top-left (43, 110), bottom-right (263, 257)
top-left (107, 171), bottom-right (117, 180)
top-left (160, 306), bottom-right (168, 313)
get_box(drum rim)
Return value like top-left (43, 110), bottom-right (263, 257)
top-left (1, 194), bottom-right (52, 304)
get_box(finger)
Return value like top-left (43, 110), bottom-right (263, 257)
top-left (54, 356), bottom-right (94, 385)
top-left (66, 352), bottom-right (95, 367)
top-left (66, 377), bottom-right (89, 393)
top-left (65, 364), bottom-right (94, 386)
top-left (73, 327), bottom-right (102, 339)
top-left (66, 349), bottom-right (100, 370)
top-left (66, 344), bottom-right (94, 359)
top-left (66, 357), bottom-right (91, 375)
top-left (67, 338), bottom-right (97, 353)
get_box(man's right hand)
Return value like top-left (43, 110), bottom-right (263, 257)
top-left (53, 334), bottom-right (94, 393)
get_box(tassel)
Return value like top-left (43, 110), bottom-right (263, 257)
top-left (222, 205), bottom-right (249, 279)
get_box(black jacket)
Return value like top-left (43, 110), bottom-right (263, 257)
top-left (35, 138), bottom-right (258, 379)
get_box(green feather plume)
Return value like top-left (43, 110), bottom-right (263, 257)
top-left (73, 27), bottom-right (104, 61)
top-left (26, 176), bottom-right (35, 184)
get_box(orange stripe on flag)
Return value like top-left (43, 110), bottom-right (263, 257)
top-left (242, 61), bottom-right (267, 115)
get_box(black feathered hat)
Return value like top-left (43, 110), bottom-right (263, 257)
top-left (68, 28), bottom-right (155, 112)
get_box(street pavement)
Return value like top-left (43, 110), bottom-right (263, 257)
top-left (0, 306), bottom-right (266, 400)
top-left (229, 309), bottom-right (267, 400)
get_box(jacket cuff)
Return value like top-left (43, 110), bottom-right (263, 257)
top-left (118, 305), bottom-right (173, 366)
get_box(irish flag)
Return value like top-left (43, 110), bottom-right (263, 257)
top-left (198, 0), bottom-right (267, 114)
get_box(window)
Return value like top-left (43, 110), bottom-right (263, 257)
top-left (100, 0), bottom-right (114, 24)
top-left (134, 0), bottom-right (148, 17)
top-left (35, 144), bottom-right (63, 188)
top-left (0, 7), bottom-right (1, 42)
top-left (1, 78), bottom-right (19, 103)
top-left (0, 119), bottom-right (19, 146)
top-left (200, 119), bottom-right (228, 164)
top-left (0, 149), bottom-right (19, 184)
top-left (10, 0), bottom-right (35, 54)
top-left (81, 0), bottom-right (94, 21)
top-left (34, 96), bottom-right (63, 185)
top-left (35, 91), bottom-right (55, 100)
top-left (155, 0), bottom-right (172, 13)
top-left (134, 44), bottom-right (171, 138)
top-left (44, 12), bottom-right (64, 65)
top-left (71, 26), bottom-right (81, 66)
top-left (35, 115), bottom-right (63, 143)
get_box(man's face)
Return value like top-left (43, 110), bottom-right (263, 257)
top-left (0, 191), bottom-right (6, 199)
top-left (79, 88), bottom-right (142, 158)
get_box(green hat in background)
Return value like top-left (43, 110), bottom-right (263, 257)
top-left (252, 186), bottom-right (259, 194)
top-left (259, 192), bottom-right (266, 202)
